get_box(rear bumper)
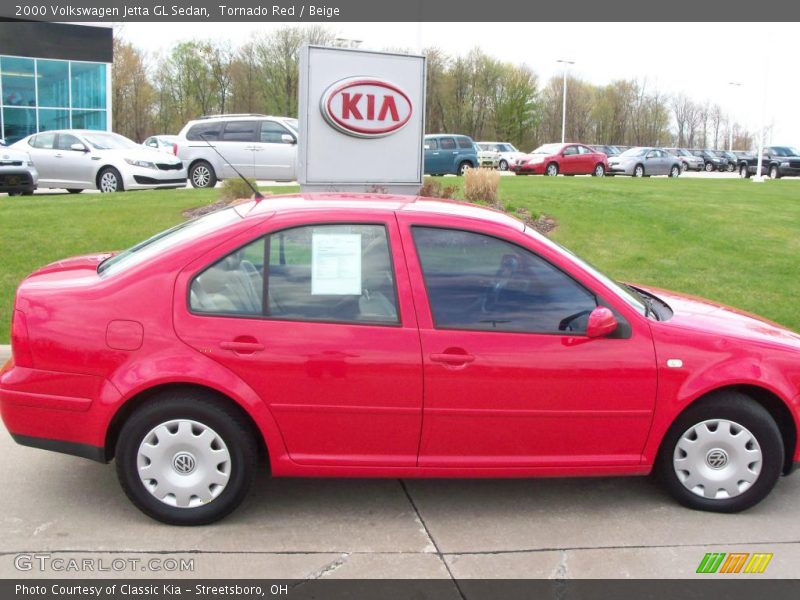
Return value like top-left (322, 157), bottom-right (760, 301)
top-left (0, 170), bottom-right (36, 191)
top-left (9, 432), bottom-right (106, 462)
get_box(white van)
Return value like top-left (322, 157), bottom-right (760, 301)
top-left (176, 114), bottom-right (298, 188)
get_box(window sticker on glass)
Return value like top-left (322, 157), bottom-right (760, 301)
top-left (311, 233), bottom-right (362, 295)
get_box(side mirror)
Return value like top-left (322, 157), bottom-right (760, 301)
top-left (70, 143), bottom-right (88, 152)
top-left (281, 133), bottom-right (296, 145)
top-left (586, 306), bottom-right (618, 339)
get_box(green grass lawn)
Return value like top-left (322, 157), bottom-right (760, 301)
top-left (1, 177), bottom-right (798, 343)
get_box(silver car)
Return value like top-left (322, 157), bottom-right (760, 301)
top-left (477, 141), bottom-right (525, 171)
top-left (13, 130), bottom-right (186, 193)
top-left (0, 140), bottom-right (38, 196)
top-left (607, 147), bottom-right (682, 177)
top-left (142, 135), bottom-right (179, 154)
top-left (665, 148), bottom-right (705, 172)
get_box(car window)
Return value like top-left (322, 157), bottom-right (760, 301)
top-left (412, 227), bottom-right (597, 334)
top-left (221, 121), bottom-right (258, 142)
top-left (56, 133), bottom-right (83, 151)
top-left (577, 145), bottom-right (592, 155)
top-left (424, 139), bottom-right (439, 151)
top-left (562, 145), bottom-right (578, 156)
top-left (439, 137), bottom-right (456, 150)
top-left (190, 224), bottom-right (399, 325)
top-left (260, 121), bottom-right (293, 144)
top-left (457, 137), bottom-right (473, 149)
top-left (30, 132), bottom-right (56, 149)
top-left (146, 138), bottom-right (157, 147)
top-left (186, 122), bottom-right (223, 142)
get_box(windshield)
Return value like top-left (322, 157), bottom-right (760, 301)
top-left (83, 132), bottom-right (139, 150)
top-left (521, 227), bottom-right (648, 316)
top-left (620, 147), bottom-right (647, 157)
top-left (503, 144), bottom-right (518, 152)
top-left (98, 208), bottom-right (243, 277)
top-left (771, 146), bottom-right (800, 157)
top-left (531, 143), bottom-right (563, 155)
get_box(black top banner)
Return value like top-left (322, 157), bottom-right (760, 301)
top-left (1, 0), bottom-right (799, 22)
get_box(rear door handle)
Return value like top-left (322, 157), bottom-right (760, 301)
top-left (430, 352), bottom-right (475, 366)
top-left (219, 340), bottom-right (264, 354)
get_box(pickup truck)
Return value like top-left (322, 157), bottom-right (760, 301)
top-left (738, 146), bottom-right (800, 179)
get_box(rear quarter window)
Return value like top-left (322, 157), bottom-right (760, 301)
top-left (186, 122), bottom-right (223, 141)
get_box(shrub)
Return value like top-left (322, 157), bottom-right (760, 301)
top-left (418, 178), bottom-right (457, 199)
top-left (219, 177), bottom-right (260, 202)
top-left (464, 167), bottom-right (501, 207)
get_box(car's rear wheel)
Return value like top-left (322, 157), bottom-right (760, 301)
top-left (769, 165), bottom-right (780, 179)
top-left (726, 163), bottom-right (735, 172)
top-left (98, 167), bottom-right (123, 193)
top-left (189, 161), bottom-right (217, 188)
top-left (545, 162), bottom-right (559, 176)
top-left (681, 161), bottom-right (689, 172)
top-left (656, 392), bottom-right (784, 513)
top-left (633, 164), bottom-right (644, 177)
top-left (740, 164), bottom-right (751, 178)
top-left (116, 390), bottom-right (257, 525)
top-left (457, 161), bottom-right (472, 176)
top-left (499, 159), bottom-right (508, 171)
top-left (669, 165), bottom-right (681, 178)
top-left (592, 163), bottom-right (605, 177)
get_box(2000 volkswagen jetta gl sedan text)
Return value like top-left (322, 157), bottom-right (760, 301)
top-left (1, 194), bottom-right (799, 525)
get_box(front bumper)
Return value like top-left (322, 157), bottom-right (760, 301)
top-left (608, 164), bottom-right (634, 175)
top-left (122, 165), bottom-right (187, 190)
top-left (511, 162), bottom-right (545, 174)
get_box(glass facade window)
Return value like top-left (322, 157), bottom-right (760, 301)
top-left (71, 62), bottom-right (106, 109)
top-left (37, 60), bottom-right (69, 108)
top-left (1, 56), bottom-right (109, 143)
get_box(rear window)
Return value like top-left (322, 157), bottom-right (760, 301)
top-left (98, 208), bottom-right (242, 277)
top-left (186, 122), bottom-right (223, 141)
top-left (457, 137), bottom-right (473, 149)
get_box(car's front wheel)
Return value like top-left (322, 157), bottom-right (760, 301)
top-left (669, 165), bottom-right (681, 178)
top-left (499, 159), bottom-right (508, 171)
top-left (740, 164), bottom-right (751, 178)
top-left (98, 167), bottom-right (123, 193)
top-left (705, 162), bottom-right (714, 172)
top-left (592, 163), bottom-right (605, 177)
top-left (769, 165), bottom-right (780, 179)
top-left (116, 390), bottom-right (257, 525)
top-left (656, 392), bottom-right (784, 513)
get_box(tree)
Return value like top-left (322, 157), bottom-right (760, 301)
top-left (111, 38), bottom-right (154, 141)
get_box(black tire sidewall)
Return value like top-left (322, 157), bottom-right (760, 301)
top-left (116, 396), bottom-right (256, 525)
top-left (98, 167), bottom-right (123, 193)
top-left (656, 395), bottom-right (784, 513)
top-left (190, 161), bottom-right (217, 188)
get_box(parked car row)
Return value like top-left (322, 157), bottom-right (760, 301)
top-left (738, 146), bottom-right (800, 179)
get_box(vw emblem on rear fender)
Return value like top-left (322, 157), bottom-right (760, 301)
top-left (172, 452), bottom-right (196, 474)
top-left (320, 77), bottom-right (413, 138)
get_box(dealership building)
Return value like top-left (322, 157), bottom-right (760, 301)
top-left (0, 21), bottom-right (112, 144)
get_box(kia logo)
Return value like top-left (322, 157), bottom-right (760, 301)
top-left (321, 77), bottom-right (412, 138)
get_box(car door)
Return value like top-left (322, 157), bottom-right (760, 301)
top-left (52, 133), bottom-right (97, 187)
top-left (252, 120), bottom-right (296, 181)
top-left (217, 121), bottom-right (257, 179)
top-left (24, 132), bottom-right (60, 186)
top-left (173, 213), bottom-right (423, 466)
top-left (577, 145), bottom-right (596, 174)
top-left (560, 145), bottom-right (580, 174)
top-left (424, 138), bottom-right (442, 174)
top-left (438, 137), bottom-right (458, 173)
top-left (397, 214), bottom-right (658, 468)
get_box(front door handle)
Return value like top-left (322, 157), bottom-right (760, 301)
top-left (220, 339), bottom-right (264, 354)
top-left (430, 352), bottom-right (475, 366)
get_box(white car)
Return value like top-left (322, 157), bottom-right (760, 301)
top-left (12, 130), bottom-right (187, 193)
top-left (0, 140), bottom-right (38, 196)
top-left (476, 141), bottom-right (526, 171)
top-left (176, 114), bottom-right (298, 188)
top-left (142, 135), bottom-right (179, 154)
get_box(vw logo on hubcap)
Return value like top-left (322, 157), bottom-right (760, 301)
top-left (172, 452), bottom-right (196, 474)
top-left (705, 448), bottom-right (729, 470)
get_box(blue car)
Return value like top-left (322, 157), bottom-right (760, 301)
top-left (424, 134), bottom-right (478, 176)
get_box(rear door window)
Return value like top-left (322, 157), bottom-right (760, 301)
top-left (221, 121), bottom-right (258, 142)
top-left (457, 137), bottom-right (473, 149)
top-left (439, 138), bottom-right (456, 150)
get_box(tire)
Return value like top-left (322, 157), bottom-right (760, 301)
top-left (115, 390), bottom-right (257, 525)
top-left (669, 164), bottom-right (681, 178)
top-left (457, 161), bottom-right (472, 176)
top-left (739, 164), bottom-right (751, 179)
top-left (681, 161), bottom-right (689, 173)
top-left (499, 159), bottom-right (508, 171)
top-left (633, 164), bottom-right (644, 178)
top-left (592, 163), bottom-right (605, 177)
top-left (97, 167), bottom-right (123, 193)
top-left (189, 160), bottom-right (217, 188)
top-left (67, 189), bottom-right (83, 194)
top-left (726, 163), bottom-right (735, 172)
top-left (656, 392), bottom-right (784, 513)
top-left (705, 162), bottom-right (714, 172)
top-left (769, 165), bottom-right (780, 180)
top-left (545, 162), bottom-right (559, 176)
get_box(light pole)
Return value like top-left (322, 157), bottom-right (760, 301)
top-left (727, 81), bottom-right (743, 151)
top-left (753, 66), bottom-right (769, 183)
top-left (557, 59), bottom-right (575, 144)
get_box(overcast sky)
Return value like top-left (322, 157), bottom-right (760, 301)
top-left (118, 22), bottom-right (799, 145)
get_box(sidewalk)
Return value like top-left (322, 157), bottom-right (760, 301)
top-left (0, 345), bottom-right (8, 363)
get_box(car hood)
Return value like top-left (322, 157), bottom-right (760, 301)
top-left (639, 285), bottom-right (800, 350)
top-left (97, 148), bottom-right (182, 164)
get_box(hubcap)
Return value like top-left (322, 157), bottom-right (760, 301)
top-left (635, 167), bottom-right (643, 177)
top-left (100, 172), bottom-right (117, 192)
top-left (193, 166), bottom-right (211, 187)
top-left (547, 165), bottom-right (557, 176)
top-left (137, 419), bottom-right (231, 509)
top-left (595, 165), bottom-right (603, 176)
top-left (673, 419), bottom-right (762, 500)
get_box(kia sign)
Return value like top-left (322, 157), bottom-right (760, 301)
top-left (298, 45), bottom-right (426, 194)
top-left (321, 77), bottom-right (413, 138)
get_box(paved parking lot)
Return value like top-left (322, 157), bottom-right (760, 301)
top-left (1, 345), bottom-right (798, 580)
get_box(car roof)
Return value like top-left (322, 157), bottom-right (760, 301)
top-left (242, 193), bottom-right (525, 231)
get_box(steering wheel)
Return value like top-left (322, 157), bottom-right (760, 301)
top-left (558, 309), bottom-right (593, 332)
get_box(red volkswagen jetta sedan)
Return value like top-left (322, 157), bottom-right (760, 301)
top-left (2, 194), bottom-right (799, 525)
top-left (512, 143), bottom-right (609, 176)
